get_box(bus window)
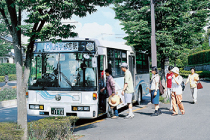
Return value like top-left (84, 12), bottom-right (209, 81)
top-left (107, 48), bottom-right (127, 77)
top-left (136, 53), bottom-right (149, 74)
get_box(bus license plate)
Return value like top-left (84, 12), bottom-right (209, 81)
top-left (51, 108), bottom-right (64, 115)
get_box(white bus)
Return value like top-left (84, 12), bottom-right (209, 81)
top-left (27, 38), bottom-right (150, 118)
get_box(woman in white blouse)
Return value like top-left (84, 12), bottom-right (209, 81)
top-left (171, 67), bottom-right (185, 116)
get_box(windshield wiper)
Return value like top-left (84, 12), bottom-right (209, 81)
top-left (60, 72), bottom-right (72, 88)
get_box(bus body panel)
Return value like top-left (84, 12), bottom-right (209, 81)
top-left (27, 90), bottom-right (99, 118)
top-left (135, 73), bottom-right (150, 97)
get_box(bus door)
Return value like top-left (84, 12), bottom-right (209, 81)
top-left (129, 55), bottom-right (135, 82)
top-left (97, 55), bottom-right (106, 113)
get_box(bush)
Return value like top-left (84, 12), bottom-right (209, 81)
top-left (0, 74), bottom-right (17, 82)
top-left (180, 70), bottom-right (210, 79)
top-left (28, 116), bottom-right (79, 140)
top-left (0, 88), bottom-right (17, 101)
top-left (0, 63), bottom-right (16, 76)
top-left (0, 76), bottom-right (4, 82)
top-left (188, 49), bottom-right (210, 65)
top-left (0, 122), bottom-right (23, 140)
top-left (8, 74), bottom-right (17, 81)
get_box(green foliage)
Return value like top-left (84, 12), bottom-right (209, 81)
top-left (114, 0), bottom-right (210, 66)
top-left (0, 88), bottom-right (16, 101)
top-left (0, 122), bottom-right (23, 140)
top-left (8, 74), bottom-right (17, 81)
top-left (0, 63), bottom-right (16, 76)
top-left (188, 49), bottom-right (210, 65)
top-left (28, 116), bottom-right (79, 140)
top-left (179, 70), bottom-right (210, 78)
top-left (0, 74), bottom-right (17, 82)
top-left (0, 39), bottom-right (12, 57)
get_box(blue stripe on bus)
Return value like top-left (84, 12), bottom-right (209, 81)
top-left (36, 91), bottom-right (75, 100)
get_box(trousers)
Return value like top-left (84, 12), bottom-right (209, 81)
top-left (190, 88), bottom-right (197, 103)
top-left (171, 92), bottom-right (185, 114)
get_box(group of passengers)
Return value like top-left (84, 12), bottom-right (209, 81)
top-left (100, 62), bottom-right (200, 119)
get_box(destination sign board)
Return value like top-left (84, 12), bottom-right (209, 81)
top-left (34, 41), bottom-right (95, 52)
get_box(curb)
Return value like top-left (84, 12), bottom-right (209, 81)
top-left (0, 99), bottom-right (17, 109)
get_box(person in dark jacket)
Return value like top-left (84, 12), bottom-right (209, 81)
top-left (100, 69), bottom-right (118, 118)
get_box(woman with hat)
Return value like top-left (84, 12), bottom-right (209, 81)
top-left (150, 66), bottom-right (161, 116)
top-left (100, 69), bottom-right (119, 119)
top-left (171, 67), bottom-right (185, 116)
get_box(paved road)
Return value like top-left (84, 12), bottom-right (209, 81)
top-left (0, 81), bottom-right (17, 87)
top-left (74, 80), bottom-right (210, 140)
top-left (0, 107), bottom-right (44, 122)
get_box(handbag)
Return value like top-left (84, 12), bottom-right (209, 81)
top-left (181, 81), bottom-right (185, 91)
top-left (197, 81), bottom-right (203, 89)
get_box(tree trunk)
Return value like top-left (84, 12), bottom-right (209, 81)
top-left (13, 35), bottom-right (27, 140)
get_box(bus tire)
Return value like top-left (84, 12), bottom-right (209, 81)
top-left (137, 86), bottom-right (142, 105)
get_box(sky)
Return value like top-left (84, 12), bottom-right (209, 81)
top-left (61, 5), bottom-right (127, 45)
top-left (21, 5), bottom-right (127, 46)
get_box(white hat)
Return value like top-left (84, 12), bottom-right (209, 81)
top-left (171, 67), bottom-right (179, 74)
top-left (108, 95), bottom-right (121, 107)
top-left (120, 62), bottom-right (128, 68)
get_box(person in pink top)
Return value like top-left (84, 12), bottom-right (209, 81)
top-left (165, 66), bottom-right (174, 111)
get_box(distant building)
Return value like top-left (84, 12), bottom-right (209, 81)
top-left (0, 35), bottom-right (26, 64)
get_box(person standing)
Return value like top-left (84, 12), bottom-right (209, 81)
top-left (165, 66), bottom-right (174, 111)
top-left (100, 69), bottom-right (118, 119)
top-left (150, 66), bottom-right (161, 116)
top-left (121, 63), bottom-right (134, 119)
top-left (171, 67), bottom-right (185, 116)
top-left (5, 73), bottom-right (9, 86)
top-left (185, 68), bottom-right (199, 104)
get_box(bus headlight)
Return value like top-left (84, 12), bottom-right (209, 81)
top-left (86, 43), bottom-right (94, 51)
top-left (29, 104), bottom-right (44, 110)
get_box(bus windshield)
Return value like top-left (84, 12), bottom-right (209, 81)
top-left (28, 52), bottom-right (97, 91)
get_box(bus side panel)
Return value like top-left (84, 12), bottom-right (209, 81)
top-left (135, 73), bottom-right (150, 97)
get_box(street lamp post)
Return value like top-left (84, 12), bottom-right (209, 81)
top-left (151, 0), bottom-right (157, 67)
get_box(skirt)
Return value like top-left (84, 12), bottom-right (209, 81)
top-left (151, 90), bottom-right (159, 104)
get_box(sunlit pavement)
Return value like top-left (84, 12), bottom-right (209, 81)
top-left (75, 80), bottom-right (210, 140)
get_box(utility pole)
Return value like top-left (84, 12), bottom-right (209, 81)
top-left (151, 0), bottom-right (157, 67)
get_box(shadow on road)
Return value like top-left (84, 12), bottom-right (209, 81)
top-left (182, 101), bottom-right (194, 104)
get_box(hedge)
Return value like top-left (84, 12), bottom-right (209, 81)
top-left (0, 63), bottom-right (16, 76)
top-left (188, 49), bottom-right (210, 65)
top-left (0, 123), bottom-right (23, 140)
top-left (28, 116), bottom-right (79, 140)
top-left (180, 70), bottom-right (210, 79)
top-left (0, 116), bottom-right (79, 140)
top-left (0, 74), bottom-right (17, 82)
top-left (0, 88), bottom-right (17, 101)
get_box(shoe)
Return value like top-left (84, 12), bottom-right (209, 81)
top-left (158, 109), bottom-right (162, 115)
top-left (111, 116), bottom-right (118, 119)
top-left (124, 115), bottom-right (134, 119)
top-left (151, 110), bottom-right (158, 116)
top-left (181, 111), bottom-right (185, 115)
top-left (171, 113), bottom-right (178, 116)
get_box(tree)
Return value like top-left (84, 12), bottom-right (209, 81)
top-left (0, 0), bottom-right (113, 139)
top-left (113, 0), bottom-right (210, 70)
